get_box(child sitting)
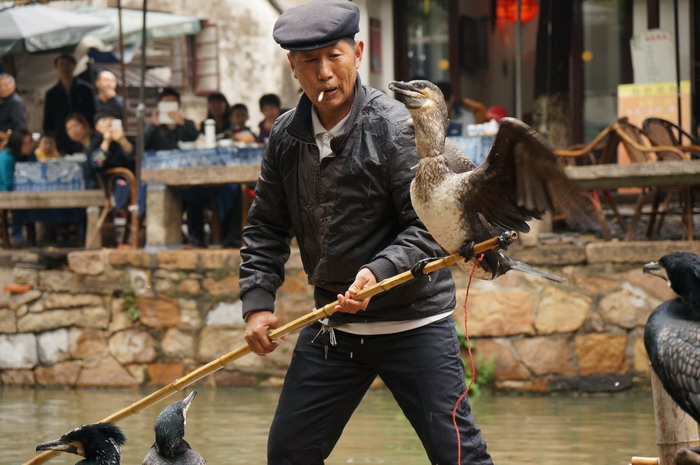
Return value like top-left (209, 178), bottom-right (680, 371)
top-left (226, 103), bottom-right (256, 143)
top-left (34, 134), bottom-right (61, 161)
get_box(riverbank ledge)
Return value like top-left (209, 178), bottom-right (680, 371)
top-left (1, 240), bottom-right (698, 392)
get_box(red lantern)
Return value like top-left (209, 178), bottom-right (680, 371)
top-left (496, 0), bottom-right (539, 23)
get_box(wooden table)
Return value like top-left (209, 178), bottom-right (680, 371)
top-left (142, 163), bottom-right (261, 248)
top-left (0, 190), bottom-right (105, 248)
top-left (564, 160), bottom-right (700, 190)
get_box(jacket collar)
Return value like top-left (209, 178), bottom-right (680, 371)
top-left (287, 73), bottom-right (366, 154)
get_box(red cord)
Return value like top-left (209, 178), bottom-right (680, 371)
top-left (453, 253), bottom-right (484, 465)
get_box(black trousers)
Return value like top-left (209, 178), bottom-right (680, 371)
top-left (268, 318), bottom-right (493, 465)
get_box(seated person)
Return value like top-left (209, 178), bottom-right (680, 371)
top-left (199, 92), bottom-right (231, 137)
top-left (145, 87), bottom-right (199, 150)
top-left (0, 129), bottom-right (32, 191)
top-left (87, 111), bottom-right (135, 211)
top-left (257, 93), bottom-right (282, 144)
top-left (435, 81), bottom-right (488, 136)
top-left (64, 113), bottom-right (93, 155)
top-left (226, 103), bottom-right (256, 143)
top-left (34, 134), bottom-right (61, 161)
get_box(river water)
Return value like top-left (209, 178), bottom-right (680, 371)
top-left (1, 387), bottom-right (657, 465)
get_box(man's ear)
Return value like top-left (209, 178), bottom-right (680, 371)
top-left (287, 52), bottom-right (297, 79)
top-left (354, 41), bottom-right (365, 70)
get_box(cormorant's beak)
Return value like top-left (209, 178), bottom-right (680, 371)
top-left (389, 81), bottom-right (427, 109)
top-left (36, 439), bottom-right (83, 457)
top-left (182, 390), bottom-right (197, 424)
top-left (643, 261), bottom-right (668, 282)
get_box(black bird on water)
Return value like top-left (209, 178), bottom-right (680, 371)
top-left (36, 423), bottom-right (126, 465)
top-left (644, 252), bottom-right (700, 464)
top-left (388, 80), bottom-right (583, 280)
top-left (142, 390), bottom-right (205, 465)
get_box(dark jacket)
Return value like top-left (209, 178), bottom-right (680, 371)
top-left (0, 91), bottom-right (28, 132)
top-left (43, 78), bottom-right (96, 154)
top-left (86, 134), bottom-right (135, 185)
top-left (239, 78), bottom-right (456, 324)
top-left (144, 120), bottom-right (199, 151)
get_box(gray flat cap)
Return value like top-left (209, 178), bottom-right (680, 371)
top-left (273, 0), bottom-right (360, 51)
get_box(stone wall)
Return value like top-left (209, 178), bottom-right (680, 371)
top-left (1, 240), bottom-right (699, 392)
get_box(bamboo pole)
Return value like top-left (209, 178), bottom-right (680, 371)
top-left (23, 232), bottom-right (517, 465)
top-left (650, 371), bottom-right (700, 465)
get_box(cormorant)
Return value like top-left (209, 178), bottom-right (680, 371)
top-left (388, 80), bottom-right (582, 279)
top-left (142, 391), bottom-right (205, 465)
top-left (643, 252), bottom-right (700, 464)
top-left (36, 423), bottom-right (126, 465)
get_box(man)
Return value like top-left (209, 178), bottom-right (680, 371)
top-left (240, 1), bottom-right (493, 464)
top-left (94, 70), bottom-right (124, 121)
top-left (43, 54), bottom-right (96, 154)
top-left (0, 73), bottom-right (28, 133)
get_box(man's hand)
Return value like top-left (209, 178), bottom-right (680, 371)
top-left (244, 310), bottom-right (282, 356)
top-left (336, 267), bottom-right (376, 313)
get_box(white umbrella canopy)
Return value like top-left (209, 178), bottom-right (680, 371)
top-left (72, 6), bottom-right (201, 46)
top-left (0, 4), bottom-right (109, 56)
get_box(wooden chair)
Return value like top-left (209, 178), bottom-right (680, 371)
top-left (643, 117), bottom-right (699, 158)
top-left (614, 117), bottom-right (695, 241)
top-left (86, 167), bottom-right (141, 248)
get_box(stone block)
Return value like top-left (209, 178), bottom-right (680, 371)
top-left (176, 279), bottom-right (201, 295)
top-left (197, 327), bottom-right (243, 363)
top-left (137, 295), bottom-right (181, 328)
top-left (457, 289), bottom-right (535, 337)
top-left (575, 333), bottom-right (628, 375)
top-left (599, 285), bottom-right (653, 329)
top-left (13, 268), bottom-right (38, 287)
top-left (535, 286), bottom-right (591, 335)
top-left (621, 267), bottom-right (677, 302)
top-left (37, 328), bottom-right (69, 366)
top-left (0, 333), bottom-right (38, 369)
top-left (17, 309), bottom-right (83, 333)
top-left (108, 250), bottom-right (156, 268)
top-left (277, 296), bottom-right (315, 324)
top-left (572, 273), bottom-right (621, 295)
top-left (34, 361), bottom-right (81, 386)
top-left (146, 363), bottom-right (184, 386)
top-left (509, 244), bottom-right (586, 265)
top-left (180, 299), bottom-right (202, 330)
top-left (513, 336), bottom-right (573, 376)
top-left (156, 250), bottom-right (199, 270)
top-left (202, 275), bottom-right (239, 296)
top-left (205, 301), bottom-right (244, 327)
top-left (68, 250), bottom-right (106, 275)
top-left (586, 240), bottom-right (700, 264)
top-left (9, 290), bottom-right (41, 310)
top-left (473, 338), bottom-right (530, 381)
top-left (162, 329), bottom-right (195, 359)
top-left (109, 329), bottom-right (157, 364)
top-left (76, 356), bottom-right (138, 387)
top-left (494, 379), bottom-right (548, 392)
top-left (200, 249), bottom-right (241, 270)
top-left (0, 369), bottom-right (35, 386)
top-left (29, 301), bottom-right (44, 313)
top-left (38, 270), bottom-right (74, 292)
top-left (78, 273), bottom-right (126, 295)
top-left (632, 333), bottom-right (650, 374)
top-left (279, 274), bottom-right (312, 297)
top-left (109, 298), bottom-right (135, 333)
top-left (69, 328), bottom-right (109, 360)
top-left (213, 369), bottom-right (257, 387)
top-left (154, 279), bottom-right (175, 294)
top-left (44, 293), bottom-right (103, 309)
top-left (0, 308), bottom-right (17, 333)
top-left (81, 306), bottom-right (111, 329)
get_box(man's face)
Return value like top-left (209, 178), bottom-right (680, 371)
top-left (288, 39), bottom-right (363, 116)
top-left (0, 78), bottom-right (15, 99)
top-left (55, 58), bottom-right (76, 80)
top-left (96, 72), bottom-right (117, 92)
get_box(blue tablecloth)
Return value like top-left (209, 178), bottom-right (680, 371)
top-left (144, 146), bottom-right (265, 170)
top-left (446, 135), bottom-right (496, 166)
top-left (13, 160), bottom-right (87, 191)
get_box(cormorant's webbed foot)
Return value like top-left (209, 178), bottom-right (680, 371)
top-left (410, 257), bottom-right (441, 278)
top-left (457, 241), bottom-right (476, 262)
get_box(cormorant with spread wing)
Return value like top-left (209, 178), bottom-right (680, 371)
top-left (142, 391), bottom-right (205, 465)
top-left (388, 80), bottom-right (583, 278)
top-left (36, 423), bottom-right (126, 465)
top-left (643, 252), bottom-right (700, 464)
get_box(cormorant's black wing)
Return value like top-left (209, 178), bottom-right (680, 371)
top-left (444, 139), bottom-right (477, 174)
top-left (142, 445), bottom-right (158, 465)
top-left (647, 310), bottom-right (700, 423)
top-left (457, 118), bottom-right (583, 233)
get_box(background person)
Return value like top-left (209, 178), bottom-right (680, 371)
top-left (240, 2), bottom-right (493, 464)
top-left (227, 103), bottom-right (256, 143)
top-left (256, 93), bottom-right (282, 144)
top-left (34, 135), bottom-right (61, 161)
top-left (0, 73), bottom-right (28, 133)
top-left (435, 80), bottom-right (488, 136)
top-left (94, 70), bottom-right (124, 121)
top-left (199, 92), bottom-right (231, 136)
top-left (43, 55), bottom-right (96, 154)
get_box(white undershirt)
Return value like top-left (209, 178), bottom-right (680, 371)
top-left (310, 108), bottom-right (452, 335)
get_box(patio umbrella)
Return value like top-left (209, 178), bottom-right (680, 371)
top-left (0, 4), bottom-right (108, 56)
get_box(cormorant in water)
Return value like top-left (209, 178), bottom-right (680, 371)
top-left (644, 251), bottom-right (700, 465)
top-left (36, 423), bottom-right (126, 465)
top-left (142, 391), bottom-right (205, 465)
top-left (388, 80), bottom-right (583, 279)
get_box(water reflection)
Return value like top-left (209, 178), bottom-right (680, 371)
top-left (1, 388), bottom-right (656, 465)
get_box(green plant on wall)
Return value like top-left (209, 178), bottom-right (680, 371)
top-left (123, 278), bottom-right (139, 322)
top-left (455, 324), bottom-right (496, 396)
